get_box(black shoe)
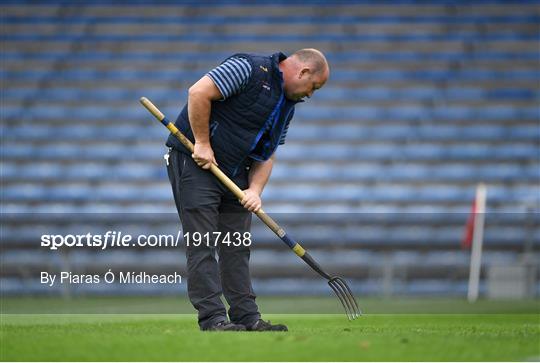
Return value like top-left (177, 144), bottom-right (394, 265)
top-left (246, 319), bottom-right (288, 332)
top-left (202, 321), bottom-right (246, 331)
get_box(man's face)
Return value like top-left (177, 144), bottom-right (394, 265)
top-left (284, 67), bottom-right (328, 102)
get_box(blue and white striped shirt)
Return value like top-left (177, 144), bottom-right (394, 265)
top-left (207, 57), bottom-right (252, 99)
top-left (206, 57), bottom-right (290, 145)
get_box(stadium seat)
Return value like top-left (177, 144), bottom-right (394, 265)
top-left (2, 2), bottom-right (538, 297)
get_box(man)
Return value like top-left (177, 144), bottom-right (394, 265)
top-left (165, 49), bottom-right (329, 331)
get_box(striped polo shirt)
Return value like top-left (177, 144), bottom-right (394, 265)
top-left (206, 57), bottom-right (290, 145)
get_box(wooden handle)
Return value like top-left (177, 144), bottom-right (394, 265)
top-left (139, 96), bottom-right (284, 233)
top-left (140, 97), bottom-right (165, 121)
top-left (140, 97), bottom-right (312, 262)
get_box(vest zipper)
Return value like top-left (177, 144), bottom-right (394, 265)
top-left (233, 91), bottom-right (285, 175)
top-left (277, 104), bottom-right (294, 142)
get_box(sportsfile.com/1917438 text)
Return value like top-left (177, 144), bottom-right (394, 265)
top-left (40, 231), bottom-right (252, 250)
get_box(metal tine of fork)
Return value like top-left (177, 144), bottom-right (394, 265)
top-left (328, 279), bottom-right (354, 321)
top-left (328, 280), bottom-right (351, 320)
top-left (333, 278), bottom-right (360, 317)
top-left (334, 277), bottom-right (361, 318)
top-left (330, 278), bottom-right (356, 320)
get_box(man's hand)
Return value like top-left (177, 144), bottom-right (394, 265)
top-left (192, 142), bottom-right (217, 170)
top-left (241, 188), bottom-right (262, 213)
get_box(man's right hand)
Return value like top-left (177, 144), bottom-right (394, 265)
top-left (192, 142), bottom-right (217, 170)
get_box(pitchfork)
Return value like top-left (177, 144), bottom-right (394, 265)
top-left (140, 97), bottom-right (361, 321)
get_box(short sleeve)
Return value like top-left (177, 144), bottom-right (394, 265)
top-left (206, 57), bottom-right (252, 100)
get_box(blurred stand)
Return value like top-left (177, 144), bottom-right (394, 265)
top-left (1, 1), bottom-right (538, 301)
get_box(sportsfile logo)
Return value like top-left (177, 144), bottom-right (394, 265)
top-left (40, 231), bottom-right (183, 250)
top-left (40, 231), bottom-right (252, 250)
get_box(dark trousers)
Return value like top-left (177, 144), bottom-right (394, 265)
top-left (166, 149), bottom-right (260, 329)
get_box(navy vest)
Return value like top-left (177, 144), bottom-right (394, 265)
top-left (166, 52), bottom-right (296, 176)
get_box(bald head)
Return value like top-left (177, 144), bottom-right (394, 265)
top-left (291, 48), bottom-right (329, 76)
top-left (280, 48), bottom-right (329, 102)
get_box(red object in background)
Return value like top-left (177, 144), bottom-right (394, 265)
top-left (462, 198), bottom-right (477, 249)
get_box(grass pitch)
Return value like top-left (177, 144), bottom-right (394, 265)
top-left (1, 297), bottom-right (539, 361)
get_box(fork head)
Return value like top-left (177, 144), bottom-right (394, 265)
top-left (328, 277), bottom-right (361, 321)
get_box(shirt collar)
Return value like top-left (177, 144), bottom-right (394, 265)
top-left (274, 51), bottom-right (288, 63)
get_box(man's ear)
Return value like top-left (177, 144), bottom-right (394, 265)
top-left (298, 67), bottom-right (310, 79)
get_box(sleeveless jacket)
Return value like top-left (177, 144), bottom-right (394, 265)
top-left (166, 52), bottom-right (297, 176)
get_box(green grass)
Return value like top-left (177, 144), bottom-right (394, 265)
top-left (1, 297), bottom-right (539, 361)
top-left (1, 296), bottom-right (539, 314)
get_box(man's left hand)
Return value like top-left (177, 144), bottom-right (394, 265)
top-left (241, 189), bottom-right (262, 213)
